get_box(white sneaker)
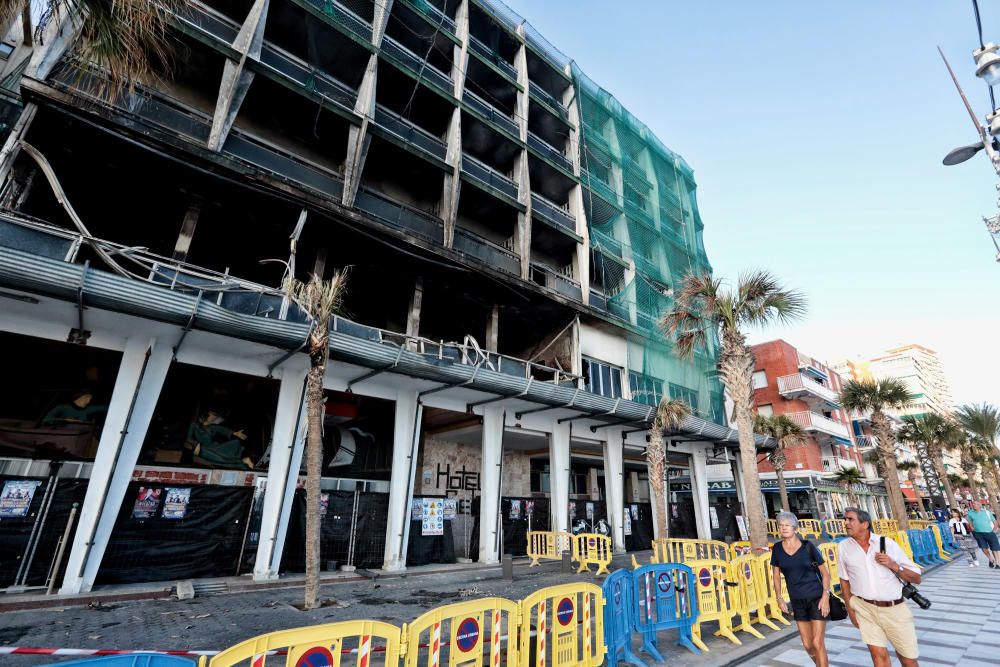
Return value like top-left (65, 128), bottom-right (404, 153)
top-left (974, 560), bottom-right (981, 567)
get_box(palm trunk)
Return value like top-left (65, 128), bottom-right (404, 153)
top-left (723, 343), bottom-right (768, 551)
top-left (303, 333), bottom-right (328, 611)
top-left (983, 466), bottom-right (1000, 507)
top-left (872, 411), bottom-right (909, 531)
top-left (775, 467), bottom-right (789, 513)
top-left (646, 421), bottom-right (668, 539)
top-left (933, 449), bottom-right (958, 509)
top-left (964, 466), bottom-right (982, 503)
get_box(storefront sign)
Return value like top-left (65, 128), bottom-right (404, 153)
top-left (132, 487), bottom-right (162, 519)
top-left (0, 480), bottom-right (40, 518)
top-left (162, 488), bottom-right (191, 519)
top-left (422, 498), bottom-right (443, 536)
top-left (671, 476), bottom-right (817, 493)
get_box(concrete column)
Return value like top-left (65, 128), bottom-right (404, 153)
top-left (588, 467), bottom-right (601, 501)
top-left (382, 391), bottom-right (422, 571)
top-left (689, 446), bottom-right (712, 540)
top-left (478, 406), bottom-right (504, 564)
top-left (252, 364), bottom-right (308, 580)
top-left (59, 338), bottom-right (172, 594)
top-left (730, 453), bottom-right (747, 515)
top-left (629, 471), bottom-right (641, 502)
top-left (602, 437), bottom-right (625, 553)
top-left (548, 422), bottom-right (570, 532)
top-left (342, 54), bottom-right (377, 207)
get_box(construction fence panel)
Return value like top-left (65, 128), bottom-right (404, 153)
top-left (526, 531), bottom-right (572, 567)
top-left (817, 543), bottom-right (840, 592)
top-left (766, 519), bottom-right (778, 538)
top-left (756, 552), bottom-right (790, 627)
top-left (631, 563), bottom-right (700, 661)
top-left (601, 568), bottom-right (644, 667)
top-left (932, 523), bottom-right (958, 556)
top-left (199, 620), bottom-right (403, 667)
top-left (571, 534), bottom-right (612, 575)
top-left (518, 583), bottom-right (604, 667)
top-left (728, 541), bottom-right (753, 560)
top-left (874, 519), bottom-right (898, 535)
top-left (686, 559), bottom-right (740, 652)
top-left (891, 531), bottom-right (915, 563)
top-left (726, 554), bottom-right (778, 639)
top-left (798, 520), bottom-right (822, 539)
top-left (823, 519), bottom-right (846, 539)
top-left (59, 657), bottom-right (196, 667)
top-left (653, 539), bottom-right (729, 564)
top-left (404, 597), bottom-right (520, 667)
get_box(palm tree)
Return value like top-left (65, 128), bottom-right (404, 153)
top-left (839, 379), bottom-right (915, 530)
top-left (753, 414), bottom-right (806, 513)
top-left (956, 403), bottom-right (1000, 505)
top-left (896, 460), bottom-right (923, 514)
top-left (899, 414), bottom-right (958, 509)
top-left (289, 271), bottom-right (348, 611)
top-left (662, 270), bottom-right (806, 552)
top-left (959, 440), bottom-right (983, 503)
top-left (646, 399), bottom-right (691, 539)
top-left (0, 0), bottom-right (180, 101)
top-left (833, 466), bottom-right (864, 506)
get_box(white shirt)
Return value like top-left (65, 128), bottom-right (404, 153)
top-left (949, 518), bottom-right (971, 536)
top-left (837, 532), bottom-right (919, 601)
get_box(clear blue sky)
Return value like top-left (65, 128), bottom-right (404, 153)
top-left (504, 0), bottom-right (999, 406)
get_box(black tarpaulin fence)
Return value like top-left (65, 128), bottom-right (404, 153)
top-left (624, 502), bottom-right (653, 552)
top-left (281, 490), bottom-right (390, 572)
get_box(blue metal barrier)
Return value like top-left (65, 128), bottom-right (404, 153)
top-left (937, 522), bottom-right (960, 552)
top-left (51, 657), bottom-right (195, 667)
top-left (631, 563), bottom-right (700, 662)
top-left (923, 528), bottom-right (946, 564)
top-left (907, 529), bottom-right (932, 566)
top-left (603, 568), bottom-right (644, 666)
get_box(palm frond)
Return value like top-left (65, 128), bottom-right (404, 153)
top-left (838, 378), bottom-right (914, 413)
top-left (955, 403), bottom-right (1000, 446)
top-left (833, 466), bottom-right (864, 485)
top-left (734, 269), bottom-right (807, 329)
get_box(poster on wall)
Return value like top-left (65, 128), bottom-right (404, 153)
top-left (630, 504), bottom-right (638, 520)
top-left (623, 508), bottom-right (632, 535)
top-left (0, 480), bottom-right (41, 518)
top-left (132, 487), bottom-right (162, 519)
top-left (319, 492), bottom-right (330, 518)
top-left (569, 502), bottom-right (576, 521)
top-left (525, 500), bottom-right (534, 517)
top-left (443, 498), bottom-right (457, 520)
top-left (510, 500), bottom-right (521, 520)
top-left (422, 498), bottom-right (443, 535)
top-left (735, 515), bottom-right (748, 541)
top-left (585, 502), bottom-right (594, 520)
top-left (411, 498), bottom-right (424, 521)
top-left (162, 488), bottom-right (191, 520)
top-left (709, 506), bottom-right (720, 530)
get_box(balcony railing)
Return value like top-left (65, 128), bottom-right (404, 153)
top-left (527, 131), bottom-right (572, 172)
top-left (257, 44), bottom-right (357, 111)
top-left (403, 0), bottom-right (456, 35)
top-left (787, 411), bottom-right (851, 440)
top-left (299, 0), bottom-right (372, 42)
top-left (468, 36), bottom-right (517, 79)
top-left (463, 90), bottom-right (519, 137)
top-left (461, 154), bottom-right (518, 200)
top-left (580, 170), bottom-right (620, 206)
top-left (452, 228), bottom-right (520, 276)
top-left (823, 456), bottom-right (860, 472)
top-left (372, 105), bottom-right (447, 161)
top-left (528, 81), bottom-right (568, 119)
top-left (530, 193), bottom-right (575, 232)
top-left (855, 435), bottom-right (877, 449)
top-left (381, 35), bottom-right (454, 96)
top-left (777, 373), bottom-right (840, 406)
top-left (354, 188), bottom-right (444, 244)
top-left (174, 0), bottom-right (239, 44)
top-left (531, 263), bottom-right (582, 301)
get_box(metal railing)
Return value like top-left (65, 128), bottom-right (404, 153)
top-left (381, 35), bottom-right (454, 96)
top-left (777, 373), bottom-right (840, 405)
top-left (530, 193), bottom-right (575, 232)
top-left (528, 81), bottom-right (568, 118)
top-left (461, 154), bottom-right (518, 200)
top-left (372, 105), bottom-right (447, 161)
top-left (468, 35), bottom-right (517, 79)
top-left (527, 131), bottom-right (572, 171)
top-left (403, 0), bottom-right (456, 34)
top-left (530, 263), bottom-right (582, 301)
top-left (354, 188), bottom-right (444, 244)
top-left (257, 44), bottom-right (357, 111)
top-left (452, 227), bottom-right (520, 276)
top-left (823, 457), bottom-right (860, 472)
top-left (786, 411), bottom-right (851, 439)
top-left (174, 0), bottom-right (239, 44)
top-left (301, 0), bottom-right (372, 42)
top-left (463, 89), bottom-right (519, 137)
top-left (580, 170), bottom-right (620, 206)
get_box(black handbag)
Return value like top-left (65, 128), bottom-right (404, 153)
top-left (805, 540), bottom-right (848, 621)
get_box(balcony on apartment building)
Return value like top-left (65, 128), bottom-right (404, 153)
top-left (777, 373), bottom-right (840, 407)
top-left (822, 456), bottom-right (861, 473)
top-left (787, 411), bottom-right (851, 440)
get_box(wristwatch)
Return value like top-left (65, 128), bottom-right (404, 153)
top-left (896, 564), bottom-right (903, 574)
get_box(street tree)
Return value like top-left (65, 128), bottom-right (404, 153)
top-left (833, 466), bottom-right (864, 506)
top-left (753, 414), bottom-right (806, 513)
top-left (661, 270), bottom-right (806, 552)
top-left (646, 398), bottom-right (691, 539)
top-left (956, 403), bottom-right (1000, 505)
top-left (839, 379), bottom-right (914, 530)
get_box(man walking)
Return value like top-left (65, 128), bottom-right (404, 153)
top-left (838, 508), bottom-right (922, 667)
top-left (966, 500), bottom-right (1000, 568)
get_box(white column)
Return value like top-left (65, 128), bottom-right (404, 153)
top-left (253, 363), bottom-right (307, 581)
top-left (548, 422), bottom-right (570, 532)
top-left (588, 468), bottom-right (601, 501)
top-left (689, 446), bottom-right (712, 540)
top-left (478, 406), bottom-right (504, 564)
top-left (602, 438), bottom-right (626, 553)
top-left (382, 391), bottom-right (422, 571)
top-left (59, 338), bottom-right (172, 594)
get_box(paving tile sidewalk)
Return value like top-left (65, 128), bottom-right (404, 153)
top-left (742, 556), bottom-right (1000, 666)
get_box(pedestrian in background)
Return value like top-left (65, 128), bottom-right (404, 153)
top-left (771, 511), bottom-right (831, 667)
top-left (948, 508), bottom-right (979, 567)
top-left (966, 500), bottom-right (1000, 569)
top-left (932, 504), bottom-right (948, 523)
top-left (838, 508), bottom-right (921, 667)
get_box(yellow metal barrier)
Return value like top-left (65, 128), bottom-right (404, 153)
top-left (727, 554), bottom-right (779, 638)
top-left (756, 552), bottom-right (789, 627)
top-left (687, 559), bottom-right (741, 651)
top-left (928, 524), bottom-right (952, 561)
top-left (519, 583), bottom-right (604, 667)
top-left (654, 538), bottom-right (730, 564)
top-left (571, 534), bottom-right (612, 575)
top-left (767, 519), bottom-right (779, 538)
top-left (199, 620), bottom-right (403, 667)
top-left (910, 520), bottom-right (932, 530)
top-left (405, 597), bottom-right (520, 667)
top-left (824, 519), bottom-right (846, 538)
top-left (798, 519), bottom-right (822, 539)
top-left (890, 531), bottom-right (916, 563)
top-left (874, 519), bottom-right (899, 534)
top-left (817, 542), bottom-right (839, 591)
top-left (728, 541), bottom-right (753, 560)
top-left (527, 531), bottom-right (573, 567)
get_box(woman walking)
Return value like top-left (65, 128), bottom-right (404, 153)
top-left (771, 512), bottom-right (831, 667)
top-left (949, 508), bottom-right (980, 566)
